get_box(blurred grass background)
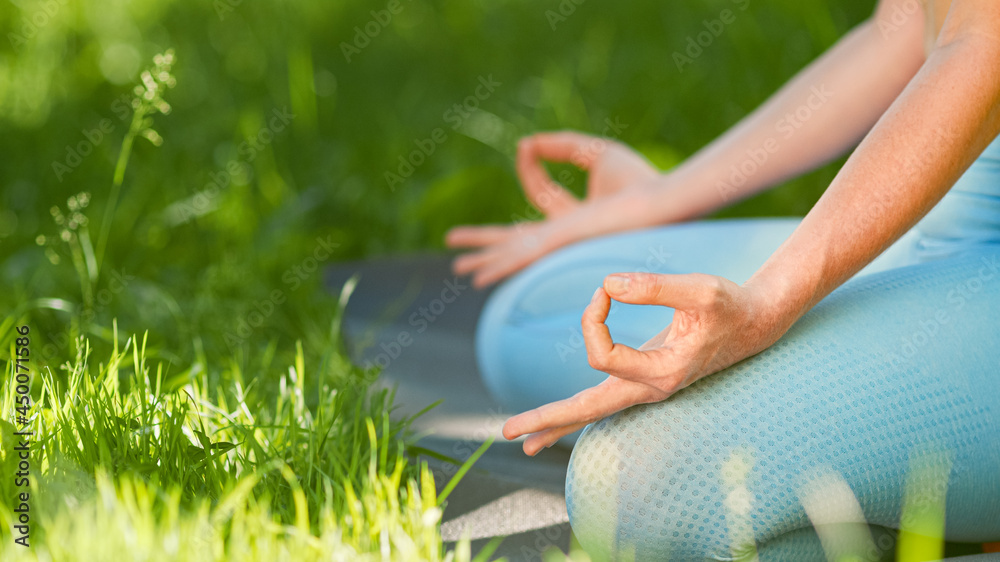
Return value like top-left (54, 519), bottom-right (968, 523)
top-left (0, 0), bottom-right (879, 556)
top-left (0, 0), bottom-right (874, 366)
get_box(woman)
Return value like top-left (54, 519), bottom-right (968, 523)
top-left (447, 0), bottom-right (1000, 559)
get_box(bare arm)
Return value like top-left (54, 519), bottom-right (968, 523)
top-left (447, 0), bottom-right (928, 287)
top-left (747, 0), bottom-right (1000, 322)
top-left (544, 0), bottom-right (929, 247)
top-left (646, 0), bottom-right (928, 222)
top-left (504, 0), bottom-right (1000, 455)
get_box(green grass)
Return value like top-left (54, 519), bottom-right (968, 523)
top-left (0, 323), bottom-right (497, 561)
top-left (0, 52), bottom-right (499, 560)
top-left (0, 0), bottom-right (919, 559)
top-left (0, 0), bottom-right (876, 369)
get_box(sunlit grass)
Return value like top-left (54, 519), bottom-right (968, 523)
top-left (0, 312), bottom-right (500, 559)
top-left (0, 51), bottom-right (500, 559)
top-left (0, 326), bottom-right (497, 560)
top-left (2, 1), bottom-right (967, 559)
top-left (897, 446), bottom-right (951, 562)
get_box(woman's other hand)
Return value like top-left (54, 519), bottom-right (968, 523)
top-left (446, 132), bottom-right (662, 288)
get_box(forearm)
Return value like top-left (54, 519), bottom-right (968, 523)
top-left (747, 27), bottom-right (1000, 327)
top-left (647, 5), bottom-right (925, 223)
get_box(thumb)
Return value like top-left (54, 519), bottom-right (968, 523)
top-left (516, 135), bottom-right (581, 218)
top-left (603, 272), bottom-right (710, 308)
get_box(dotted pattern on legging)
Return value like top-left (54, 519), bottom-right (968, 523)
top-left (565, 252), bottom-right (1000, 561)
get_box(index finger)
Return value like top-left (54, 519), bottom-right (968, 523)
top-left (516, 132), bottom-right (601, 217)
top-left (502, 377), bottom-right (653, 440)
top-left (520, 421), bottom-right (590, 456)
top-left (522, 131), bottom-right (607, 169)
top-left (602, 272), bottom-right (722, 309)
top-left (582, 287), bottom-right (653, 380)
top-left (445, 225), bottom-right (513, 248)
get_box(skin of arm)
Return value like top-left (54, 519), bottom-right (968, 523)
top-left (746, 0), bottom-right (1000, 324)
top-left (649, 0), bottom-right (928, 222)
top-left (560, 0), bottom-right (931, 238)
top-left (503, 0), bottom-right (1000, 455)
top-left (448, 0), bottom-right (926, 287)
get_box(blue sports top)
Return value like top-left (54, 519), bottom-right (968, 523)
top-left (909, 133), bottom-right (1000, 260)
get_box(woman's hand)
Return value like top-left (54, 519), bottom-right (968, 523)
top-left (502, 271), bottom-right (794, 456)
top-left (446, 131), bottom-right (662, 288)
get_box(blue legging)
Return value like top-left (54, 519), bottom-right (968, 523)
top-left (477, 226), bottom-right (1000, 559)
top-left (475, 137), bottom-right (1000, 559)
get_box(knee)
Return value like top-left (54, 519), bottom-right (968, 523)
top-left (474, 266), bottom-right (544, 409)
top-left (473, 259), bottom-right (603, 413)
top-left (474, 275), bottom-right (546, 411)
top-left (566, 405), bottom-right (739, 561)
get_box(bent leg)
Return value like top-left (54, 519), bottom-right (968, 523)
top-left (565, 248), bottom-right (1000, 561)
top-left (755, 525), bottom-right (899, 562)
top-left (475, 218), bottom-right (801, 415)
